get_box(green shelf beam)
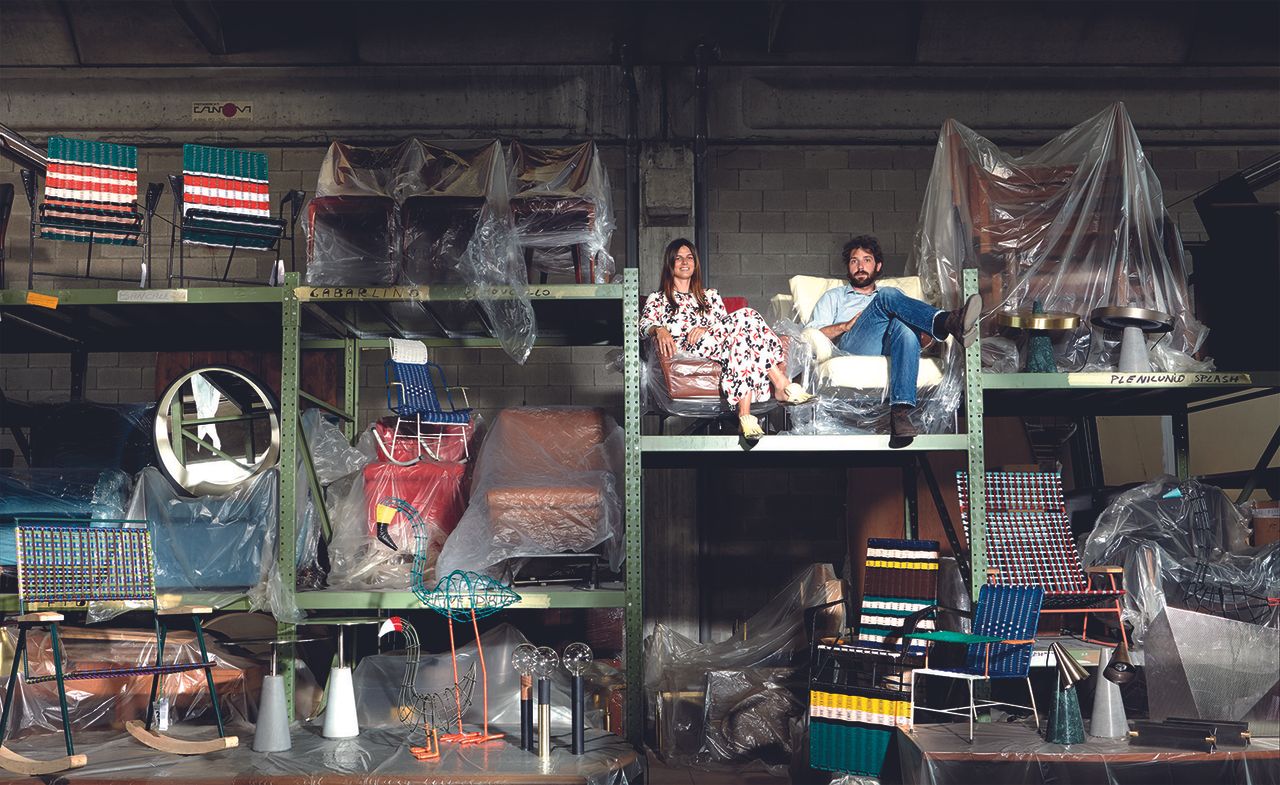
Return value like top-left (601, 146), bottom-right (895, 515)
top-left (982, 371), bottom-right (1273, 389)
top-left (0, 593), bottom-right (254, 613)
top-left (294, 283), bottom-right (623, 303)
top-left (296, 588), bottom-right (626, 611)
top-left (640, 434), bottom-right (971, 453)
top-left (1, 287), bottom-right (286, 306)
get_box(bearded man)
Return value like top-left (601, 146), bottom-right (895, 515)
top-left (806, 235), bottom-right (981, 443)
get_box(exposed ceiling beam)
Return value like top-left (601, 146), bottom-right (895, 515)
top-left (58, 0), bottom-right (82, 66)
top-left (173, 0), bottom-right (228, 56)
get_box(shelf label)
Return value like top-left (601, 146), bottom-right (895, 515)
top-left (25, 292), bottom-right (58, 309)
top-left (117, 290), bottom-right (189, 303)
top-left (1067, 372), bottom-right (1252, 386)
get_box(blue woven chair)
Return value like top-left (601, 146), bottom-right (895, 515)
top-left (903, 585), bottom-right (1044, 741)
top-left (380, 339), bottom-right (472, 464)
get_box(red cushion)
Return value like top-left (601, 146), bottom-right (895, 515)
top-left (722, 296), bottom-right (748, 313)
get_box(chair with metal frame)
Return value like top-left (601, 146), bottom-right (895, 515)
top-left (958, 470), bottom-right (1128, 646)
top-left (378, 339), bottom-right (473, 465)
top-left (902, 584), bottom-right (1044, 742)
top-left (24, 137), bottom-right (164, 288)
top-left (0, 520), bottom-right (237, 775)
top-left (167, 144), bottom-right (305, 287)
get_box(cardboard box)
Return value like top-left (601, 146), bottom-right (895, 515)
top-left (1253, 500), bottom-right (1280, 547)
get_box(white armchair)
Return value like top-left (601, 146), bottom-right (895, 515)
top-left (770, 275), bottom-right (946, 394)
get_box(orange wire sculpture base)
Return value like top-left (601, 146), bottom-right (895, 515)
top-left (410, 726), bottom-right (440, 761)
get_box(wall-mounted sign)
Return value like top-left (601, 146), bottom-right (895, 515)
top-left (192, 101), bottom-right (254, 121)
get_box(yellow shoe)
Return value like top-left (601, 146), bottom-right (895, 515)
top-left (781, 383), bottom-right (813, 404)
top-left (739, 414), bottom-right (764, 440)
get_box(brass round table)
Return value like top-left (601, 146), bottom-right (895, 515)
top-left (996, 309), bottom-right (1080, 373)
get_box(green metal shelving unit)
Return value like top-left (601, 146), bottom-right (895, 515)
top-left (5, 265), bottom-right (1277, 754)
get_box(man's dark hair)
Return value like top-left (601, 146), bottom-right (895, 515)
top-left (841, 235), bottom-right (885, 267)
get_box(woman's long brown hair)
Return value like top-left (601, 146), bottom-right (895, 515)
top-left (659, 238), bottom-right (709, 313)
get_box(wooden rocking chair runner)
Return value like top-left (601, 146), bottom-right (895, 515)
top-left (957, 470), bottom-right (1128, 646)
top-left (0, 522), bottom-right (237, 775)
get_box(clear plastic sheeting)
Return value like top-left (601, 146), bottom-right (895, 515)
top-left (509, 141), bottom-right (616, 284)
top-left (354, 623), bottom-right (610, 736)
top-left (436, 408), bottom-right (624, 578)
top-left (325, 433), bottom-right (466, 592)
top-left (645, 563), bottom-right (843, 774)
top-left (771, 275), bottom-right (963, 436)
top-left (896, 723), bottom-right (1278, 785)
top-left (293, 409), bottom-right (366, 590)
top-left (125, 466), bottom-right (304, 624)
top-left (0, 725), bottom-right (641, 784)
top-left (0, 469), bottom-right (131, 564)
top-left (912, 102), bottom-right (1209, 371)
top-left (0, 625), bottom-right (255, 740)
top-left (1080, 476), bottom-right (1280, 645)
top-left (305, 138), bottom-right (535, 363)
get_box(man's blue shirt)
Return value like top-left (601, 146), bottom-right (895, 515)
top-left (806, 285), bottom-right (877, 329)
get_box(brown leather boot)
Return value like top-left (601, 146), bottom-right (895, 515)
top-left (889, 404), bottom-right (918, 447)
top-left (937, 293), bottom-right (983, 348)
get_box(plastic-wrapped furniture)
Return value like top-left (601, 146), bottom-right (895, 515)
top-left (0, 522), bottom-right (237, 775)
top-left (958, 470), bottom-right (1128, 646)
top-left (643, 296), bottom-right (782, 423)
top-left (378, 339), bottom-right (472, 464)
top-left (435, 407), bottom-right (624, 577)
top-left (305, 195), bottom-right (398, 285)
top-left (808, 539), bottom-right (940, 777)
top-left (904, 585), bottom-right (1045, 742)
top-left (771, 275), bottom-right (946, 394)
top-left (167, 144), bottom-right (304, 286)
top-left (24, 137), bottom-right (163, 287)
top-left (508, 141), bottom-right (615, 284)
top-left (915, 103), bottom-right (1207, 371)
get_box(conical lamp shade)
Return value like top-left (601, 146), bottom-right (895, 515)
top-left (1050, 642), bottom-right (1088, 689)
top-left (1104, 641), bottom-right (1136, 684)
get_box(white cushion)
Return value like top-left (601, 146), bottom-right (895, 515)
top-left (788, 274), bottom-right (927, 325)
top-left (819, 354), bottom-right (945, 390)
top-left (802, 328), bottom-right (836, 363)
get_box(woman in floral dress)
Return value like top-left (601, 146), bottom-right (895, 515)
top-left (641, 238), bottom-right (810, 438)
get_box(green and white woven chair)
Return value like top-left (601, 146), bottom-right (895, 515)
top-left (0, 521), bottom-right (237, 775)
top-left (24, 137), bottom-right (164, 287)
top-left (167, 144), bottom-right (304, 286)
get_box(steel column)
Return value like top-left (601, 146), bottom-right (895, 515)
top-left (693, 44), bottom-right (711, 279)
top-left (343, 336), bottom-right (359, 443)
top-left (1172, 411), bottom-right (1190, 480)
top-left (622, 268), bottom-right (643, 745)
top-left (962, 268), bottom-right (987, 601)
top-left (278, 272), bottom-right (301, 718)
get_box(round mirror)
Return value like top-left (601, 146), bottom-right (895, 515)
top-left (154, 366), bottom-right (281, 496)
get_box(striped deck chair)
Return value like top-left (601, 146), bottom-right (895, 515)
top-left (168, 144), bottom-right (303, 286)
top-left (807, 539), bottom-right (939, 776)
top-left (958, 470), bottom-right (1127, 646)
top-left (25, 137), bottom-right (163, 287)
top-left (0, 522), bottom-right (236, 775)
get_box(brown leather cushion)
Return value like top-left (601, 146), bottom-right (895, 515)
top-left (487, 486), bottom-right (603, 550)
top-left (491, 408), bottom-right (607, 470)
top-left (654, 335), bottom-right (791, 400)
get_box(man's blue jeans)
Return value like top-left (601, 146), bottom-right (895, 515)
top-left (834, 287), bottom-right (943, 407)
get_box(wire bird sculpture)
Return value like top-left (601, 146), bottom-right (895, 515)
top-left (377, 616), bottom-right (476, 761)
top-left (376, 498), bottom-right (521, 746)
